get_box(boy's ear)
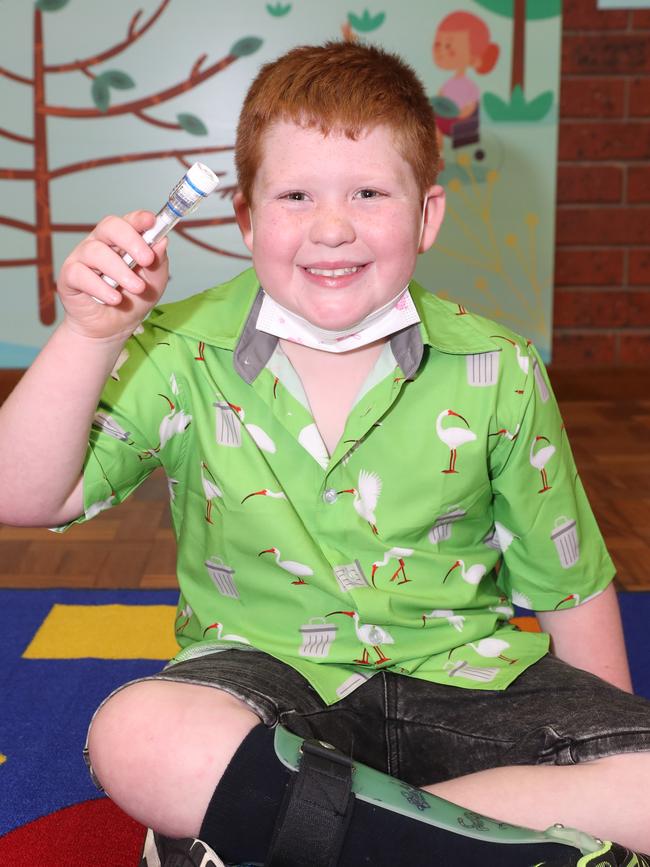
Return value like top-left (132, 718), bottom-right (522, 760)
top-left (418, 184), bottom-right (446, 254)
top-left (233, 191), bottom-right (254, 252)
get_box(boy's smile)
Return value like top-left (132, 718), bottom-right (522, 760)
top-left (234, 121), bottom-right (444, 332)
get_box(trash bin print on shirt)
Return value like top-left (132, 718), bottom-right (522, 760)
top-left (336, 671), bottom-right (372, 699)
top-left (444, 659), bottom-right (500, 683)
top-left (299, 618), bottom-right (338, 658)
top-left (428, 505), bottom-right (467, 543)
top-left (205, 556), bottom-right (239, 599)
top-left (532, 357), bottom-right (550, 403)
top-left (483, 521), bottom-right (518, 552)
top-left (551, 516), bottom-right (580, 569)
top-left (92, 412), bottom-right (131, 442)
top-left (466, 351), bottom-right (499, 386)
top-left (214, 401), bottom-right (242, 447)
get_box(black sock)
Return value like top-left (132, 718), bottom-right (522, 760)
top-left (200, 723), bottom-right (578, 867)
top-left (200, 724), bottom-right (290, 865)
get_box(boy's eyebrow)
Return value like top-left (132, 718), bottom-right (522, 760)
top-left (260, 170), bottom-right (408, 189)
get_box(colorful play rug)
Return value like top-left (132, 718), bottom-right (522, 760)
top-left (1, 588), bottom-right (649, 866)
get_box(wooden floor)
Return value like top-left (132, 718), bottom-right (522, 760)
top-left (1, 395), bottom-right (649, 592)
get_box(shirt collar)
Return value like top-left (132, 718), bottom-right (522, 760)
top-left (150, 268), bottom-right (501, 383)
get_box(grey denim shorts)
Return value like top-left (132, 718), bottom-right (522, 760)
top-left (85, 650), bottom-right (650, 790)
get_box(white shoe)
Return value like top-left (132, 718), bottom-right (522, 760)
top-left (139, 828), bottom-right (227, 867)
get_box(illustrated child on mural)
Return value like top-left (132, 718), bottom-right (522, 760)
top-left (432, 11), bottom-right (499, 150)
top-left (2, 38), bottom-right (650, 867)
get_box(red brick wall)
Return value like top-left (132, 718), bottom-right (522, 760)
top-left (553, 0), bottom-right (650, 367)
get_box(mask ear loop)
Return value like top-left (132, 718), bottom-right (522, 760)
top-left (418, 197), bottom-right (428, 247)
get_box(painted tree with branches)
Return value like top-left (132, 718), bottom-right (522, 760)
top-left (0, 0), bottom-right (261, 325)
top-left (473, 0), bottom-right (561, 122)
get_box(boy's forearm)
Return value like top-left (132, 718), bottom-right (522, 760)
top-left (0, 319), bottom-right (128, 526)
top-left (536, 581), bottom-right (633, 693)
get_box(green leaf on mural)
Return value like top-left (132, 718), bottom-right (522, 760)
top-left (103, 70), bottom-right (136, 90)
top-left (177, 113), bottom-right (208, 136)
top-left (483, 93), bottom-right (512, 121)
top-left (266, 2), bottom-right (292, 15)
top-left (524, 90), bottom-right (554, 119)
top-left (472, 0), bottom-right (560, 21)
top-left (35, 0), bottom-right (70, 11)
top-left (230, 36), bottom-right (263, 57)
top-left (91, 78), bottom-right (111, 113)
top-left (347, 9), bottom-right (385, 32)
top-left (483, 86), bottom-right (554, 122)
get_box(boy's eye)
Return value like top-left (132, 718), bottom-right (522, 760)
top-left (282, 191), bottom-right (308, 201)
top-left (355, 189), bottom-right (381, 199)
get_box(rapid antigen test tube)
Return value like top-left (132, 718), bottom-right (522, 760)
top-left (99, 162), bottom-right (219, 291)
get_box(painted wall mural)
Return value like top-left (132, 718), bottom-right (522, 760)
top-left (0, 0), bottom-right (562, 365)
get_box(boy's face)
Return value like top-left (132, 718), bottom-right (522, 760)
top-left (234, 121), bottom-right (444, 332)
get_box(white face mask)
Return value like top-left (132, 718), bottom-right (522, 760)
top-left (256, 284), bottom-right (421, 353)
top-left (254, 198), bottom-right (427, 353)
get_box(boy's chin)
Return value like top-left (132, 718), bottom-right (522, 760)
top-left (301, 302), bottom-right (375, 332)
top-left (306, 314), bottom-right (365, 333)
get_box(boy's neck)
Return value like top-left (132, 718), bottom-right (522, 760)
top-left (279, 338), bottom-right (387, 455)
top-left (279, 337), bottom-right (387, 365)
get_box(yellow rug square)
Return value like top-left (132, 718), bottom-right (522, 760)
top-left (22, 604), bottom-right (180, 659)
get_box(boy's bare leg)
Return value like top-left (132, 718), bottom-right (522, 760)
top-left (86, 680), bottom-right (259, 838)
top-left (89, 682), bottom-right (650, 853)
top-left (425, 751), bottom-right (650, 853)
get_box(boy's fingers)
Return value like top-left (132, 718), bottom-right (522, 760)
top-left (139, 237), bottom-right (169, 289)
top-left (123, 209), bottom-right (156, 227)
top-left (146, 237), bottom-right (169, 269)
top-left (151, 236), bottom-right (168, 255)
top-left (61, 213), bottom-right (167, 302)
top-left (60, 261), bottom-right (123, 305)
top-left (90, 213), bottom-right (155, 269)
top-left (123, 209), bottom-right (158, 240)
top-left (72, 240), bottom-right (146, 293)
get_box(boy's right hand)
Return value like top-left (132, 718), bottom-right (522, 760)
top-left (57, 211), bottom-right (170, 342)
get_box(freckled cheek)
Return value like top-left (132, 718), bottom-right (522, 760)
top-left (364, 212), bottom-right (420, 251)
top-left (360, 206), bottom-right (396, 233)
top-left (253, 222), bottom-right (303, 265)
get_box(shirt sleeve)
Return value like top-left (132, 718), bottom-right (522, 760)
top-left (57, 320), bottom-right (191, 528)
top-left (488, 343), bottom-right (615, 612)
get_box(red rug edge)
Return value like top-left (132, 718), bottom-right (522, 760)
top-left (0, 798), bottom-right (146, 867)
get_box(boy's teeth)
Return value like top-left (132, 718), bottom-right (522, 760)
top-left (306, 266), bottom-right (360, 277)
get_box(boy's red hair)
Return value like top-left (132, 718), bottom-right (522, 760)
top-left (235, 41), bottom-right (439, 203)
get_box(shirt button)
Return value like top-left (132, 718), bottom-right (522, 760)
top-left (323, 488), bottom-right (338, 504)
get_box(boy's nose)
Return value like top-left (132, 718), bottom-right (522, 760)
top-left (308, 206), bottom-right (356, 246)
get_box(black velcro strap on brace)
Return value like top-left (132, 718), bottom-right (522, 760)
top-left (265, 739), bottom-right (355, 867)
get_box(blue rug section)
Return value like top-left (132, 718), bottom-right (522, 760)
top-left (618, 593), bottom-right (650, 699)
top-left (1, 589), bottom-right (649, 836)
top-left (0, 589), bottom-right (178, 836)
top-left (514, 595), bottom-right (650, 699)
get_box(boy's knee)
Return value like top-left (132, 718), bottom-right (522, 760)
top-left (86, 680), bottom-right (262, 836)
top-left (87, 680), bottom-right (165, 795)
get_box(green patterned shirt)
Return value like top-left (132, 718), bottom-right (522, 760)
top-left (72, 268), bottom-right (615, 704)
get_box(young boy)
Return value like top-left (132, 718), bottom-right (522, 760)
top-left (1, 41), bottom-right (650, 867)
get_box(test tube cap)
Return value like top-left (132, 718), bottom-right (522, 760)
top-left (186, 162), bottom-right (219, 196)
